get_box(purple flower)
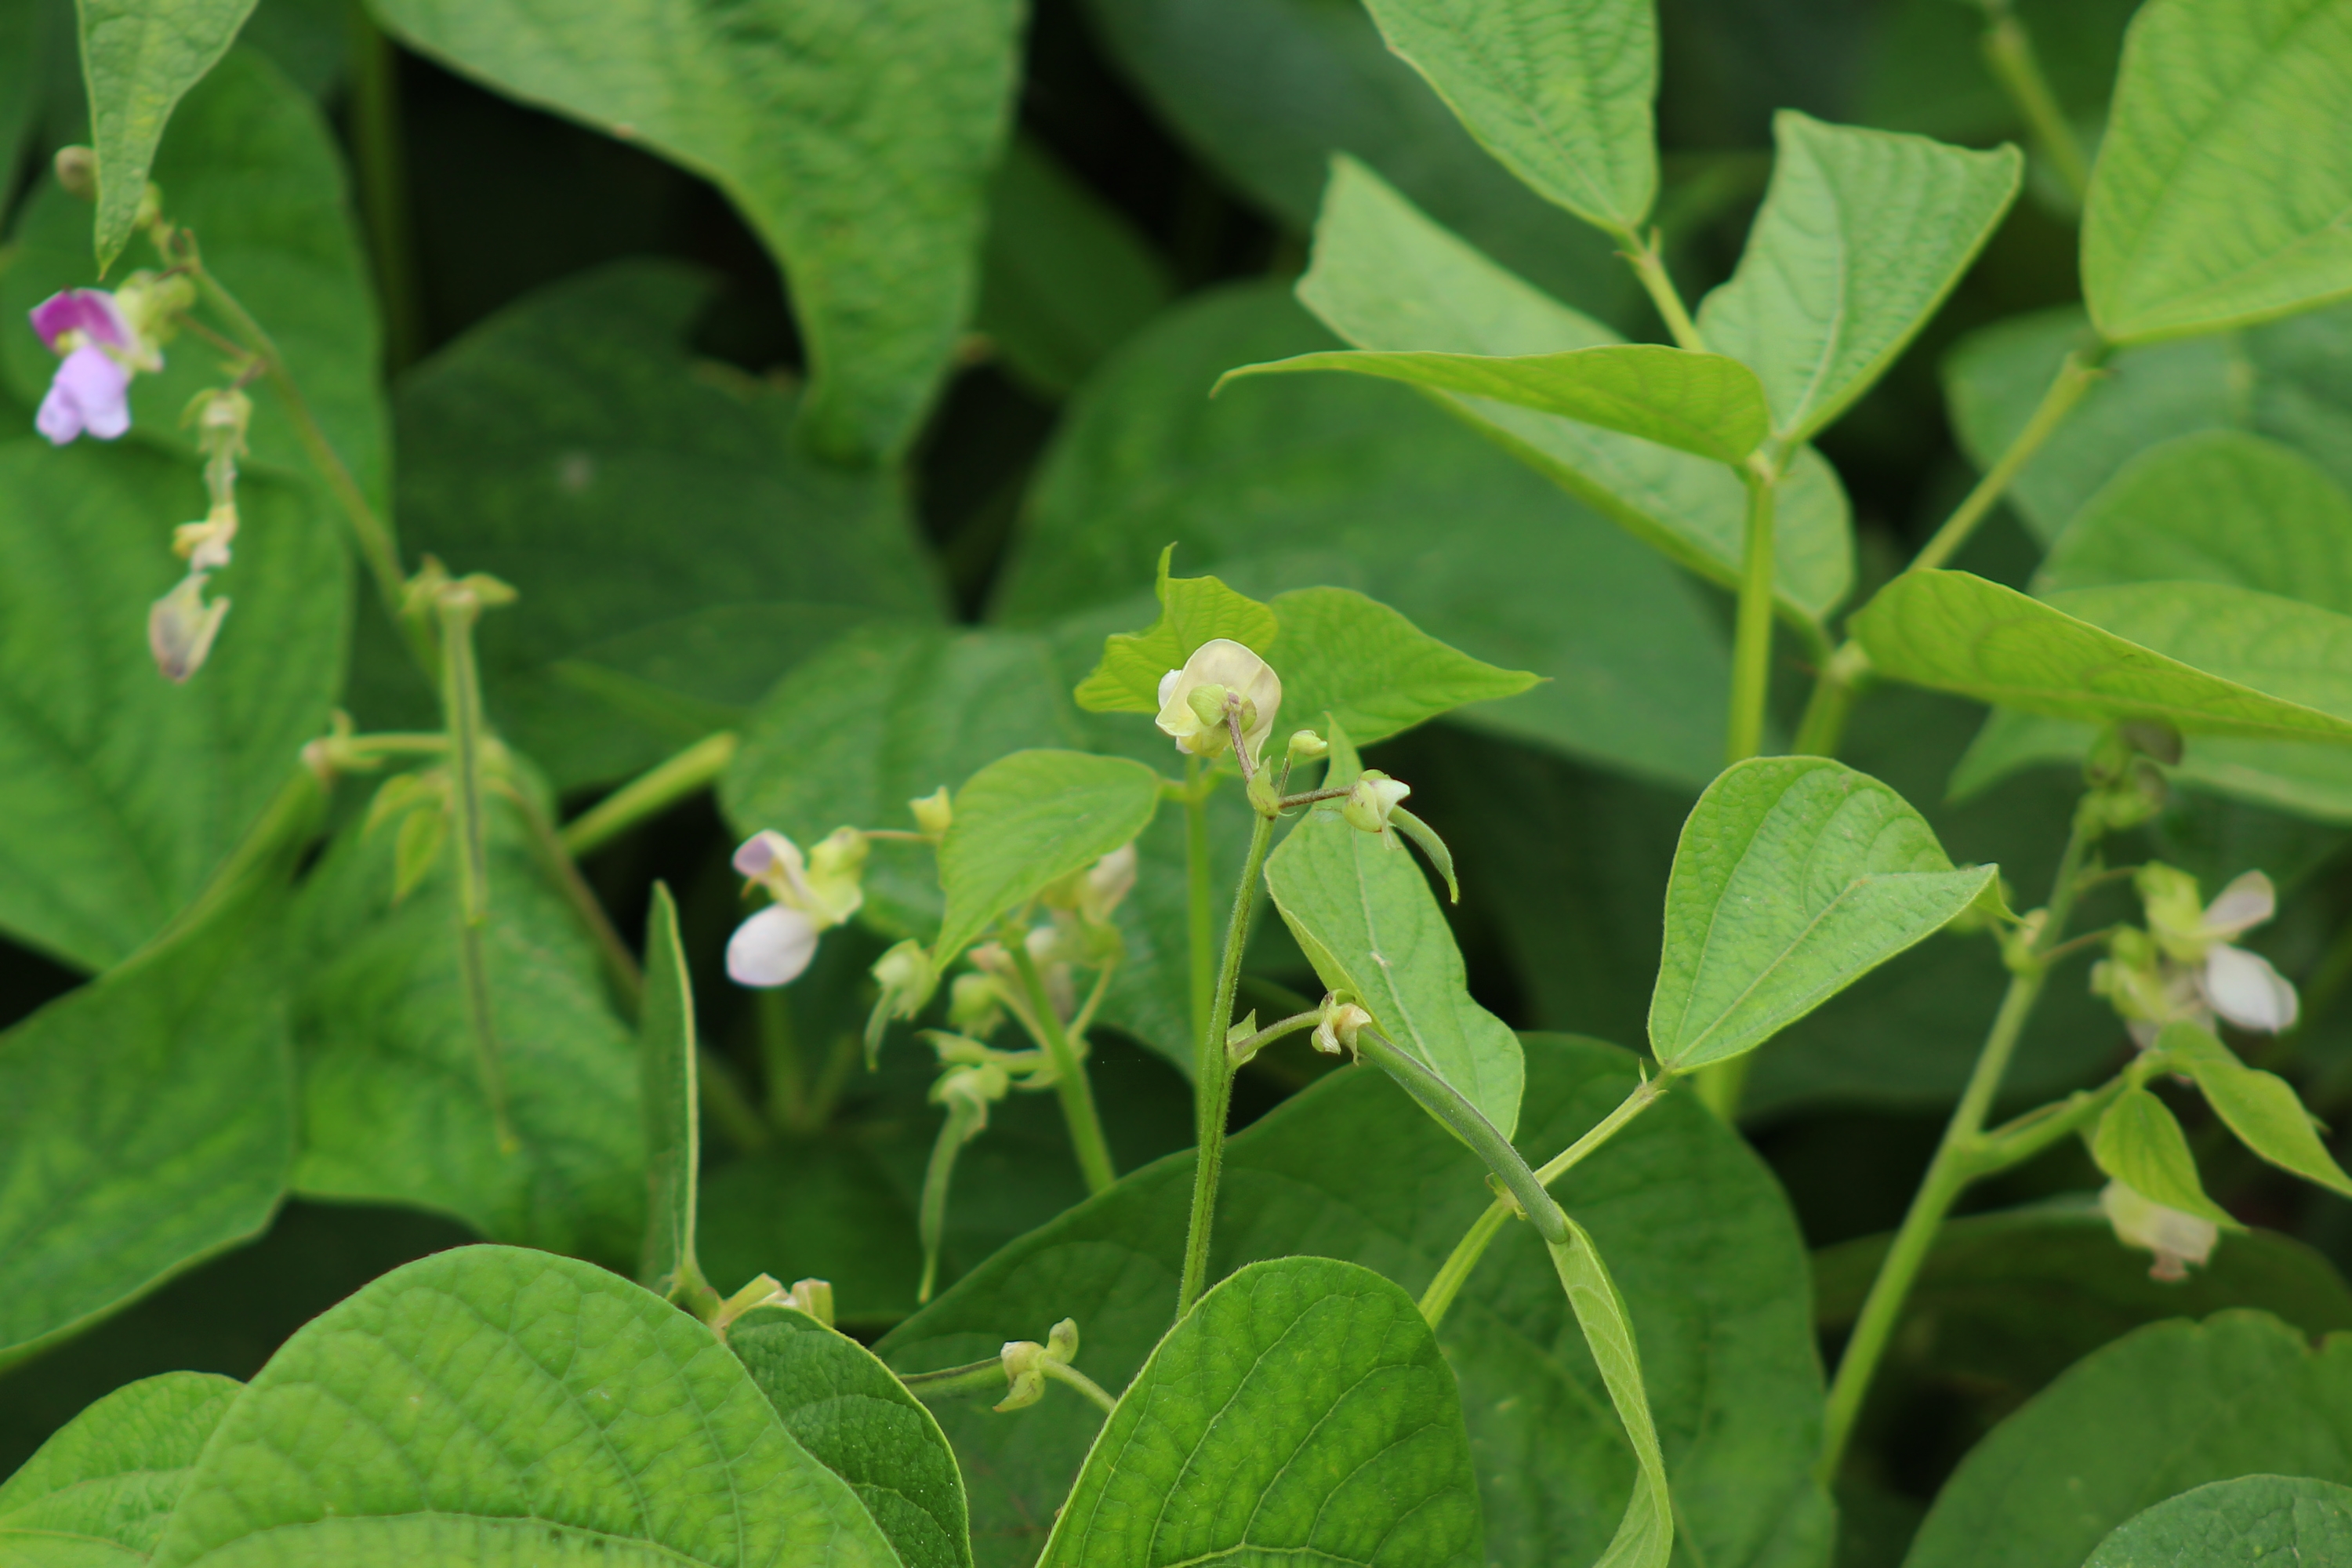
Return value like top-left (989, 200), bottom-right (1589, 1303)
top-left (36, 346), bottom-right (132, 444)
top-left (31, 289), bottom-right (131, 354)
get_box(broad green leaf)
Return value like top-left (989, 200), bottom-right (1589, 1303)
top-left (639, 883), bottom-right (702, 1298)
top-left (1906, 1311), bottom-right (2352, 1568)
top-left (935, 750), bottom-right (1163, 965)
top-left (370, 0), bottom-right (1020, 463)
top-left (3, 49), bottom-right (387, 508)
top-left (723, 624), bottom-right (1082, 937)
top-left (1647, 757), bottom-right (1995, 1073)
top-left (1266, 586), bottom-right (1538, 746)
top-left (2085, 1474), bottom-right (2352, 1566)
top-left (2084, 0), bottom-right (2352, 342)
top-left (0, 440), bottom-right (346, 972)
top-left (1036, 1256), bottom-right (1483, 1568)
top-left (289, 788), bottom-right (641, 1265)
top-left (77, 0), bottom-right (258, 270)
top-left (2092, 1089), bottom-right (2237, 1225)
top-left (883, 1036), bottom-right (1830, 1568)
top-left (2165, 1023), bottom-right (2352, 1200)
top-left (995, 283), bottom-right (1738, 789)
top-left (731, 1309), bottom-right (971, 1568)
top-left (1696, 112), bottom-right (2020, 444)
top-left (1359, 0), bottom-right (1655, 234)
top-left (1223, 343), bottom-right (1770, 464)
top-left (1545, 1219), bottom-right (1672, 1568)
top-left (1265, 730), bottom-right (1524, 1136)
top-left (149, 1246), bottom-right (905, 1568)
top-left (1297, 157), bottom-right (1854, 622)
top-left (1853, 571), bottom-right (2352, 740)
top-left (1814, 1204), bottom-right (2352, 1410)
top-left (2038, 432), bottom-right (2352, 607)
top-left (1076, 0), bottom-right (1635, 319)
top-left (1073, 546), bottom-right (1278, 715)
top-left (0, 883), bottom-right (295, 1364)
top-left (0, 1372), bottom-right (241, 1563)
top-left (976, 136), bottom-right (1174, 399)
top-left (391, 263), bottom-right (940, 789)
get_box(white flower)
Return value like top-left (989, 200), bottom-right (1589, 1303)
top-left (2100, 1179), bottom-right (2218, 1283)
top-left (2118, 867), bottom-right (2300, 1039)
top-left (725, 827), bottom-right (868, 988)
top-left (1341, 771), bottom-right (1412, 843)
top-left (1154, 639), bottom-right (1280, 761)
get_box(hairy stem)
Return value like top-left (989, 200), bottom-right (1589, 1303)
top-left (1977, 0), bottom-right (2093, 205)
top-left (562, 731), bottom-right (740, 858)
top-left (1177, 807), bottom-right (1277, 1316)
top-left (1009, 941), bottom-right (1117, 1195)
top-left (1817, 794), bottom-right (2103, 1479)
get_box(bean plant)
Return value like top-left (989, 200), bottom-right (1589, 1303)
top-left (3, 0), bottom-right (2352, 1566)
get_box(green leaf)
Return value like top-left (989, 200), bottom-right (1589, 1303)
top-left (1544, 1219), bottom-right (1672, 1568)
top-left (2084, 0), bottom-right (2352, 342)
top-left (1265, 586), bottom-right (1537, 746)
top-left (390, 263), bottom-right (941, 789)
top-left (1265, 730), bottom-right (1524, 1135)
top-left (882, 1036), bottom-right (1829, 1568)
top-left (2093, 1089), bottom-right (2238, 1226)
top-left (1296, 157), bottom-right (1854, 623)
top-left (289, 787), bottom-right (642, 1265)
top-left (1076, 0), bottom-right (1635, 319)
top-left (731, 1309), bottom-right (971, 1568)
top-left (0, 1372), bottom-right (241, 1563)
top-left (149, 1246), bottom-right (906, 1568)
top-left (996, 284), bottom-right (1739, 789)
top-left (2085, 1474), bottom-right (2352, 1566)
top-left (1357, 0), bottom-right (1655, 234)
top-left (936, 750), bottom-right (1162, 966)
top-left (1647, 757), bottom-right (1996, 1073)
top-left (1036, 1256), bottom-right (1483, 1568)
top-left (2164, 1023), bottom-right (2352, 1200)
top-left (1853, 570), bottom-right (2352, 740)
top-left (1905, 1311), bottom-right (2352, 1568)
top-left (1696, 111), bottom-right (2020, 444)
top-left (370, 0), bottom-right (1020, 463)
top-left (0, 440), bottom-right (346, 973)
top-left (4, 49), bottom-right (388, 509)
top-left (976, 136), bottom-right (1174, 400)
top-left (76, 0), bottom-right (258, 270)
top-left (639, 883), bottom-right (702, 1298)
top-left (0, 884), bottom-right (294, 1364)
top-left (1073, 546), bottom-right (1278, 715)
top-left (724, 624), bottom-right (1082, 938)
top-left (1223, 343), bottom-right (1771, 464)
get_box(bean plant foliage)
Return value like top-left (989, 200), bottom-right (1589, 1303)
top-left (7, 2), bottom-right (2352, 1567)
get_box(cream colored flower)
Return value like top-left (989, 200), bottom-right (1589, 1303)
top-left (1154, 639), bottom-right (1280, 760)
top-left (2100, 1179), bottom-right (2219, 1282)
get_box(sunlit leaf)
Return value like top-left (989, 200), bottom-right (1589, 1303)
top-left (935, 750), bottom-right (1163, 966)
top-left (0, 1372), bottom-right (241, 1563)
top-left (1266, 587), bottom-right (1537, 746)
top-left (1073, 546), bottom-right (1277, 716)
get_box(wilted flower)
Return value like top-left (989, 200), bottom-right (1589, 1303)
top-left (1043, 843), bottom-right (1138, 929)
top-left (2100, 1179), bottom-right (2218, 1282)
top-left (1155, 639), bottom-right (1280, 762)
top-left (29, 281), bottom-right (177, 445)
top-left (147, 572), bottom-right (229, 682)
top-left (1312, 996), bottom-right (1374, 1060)
top-left (724, 827), bottom-right (868, 987)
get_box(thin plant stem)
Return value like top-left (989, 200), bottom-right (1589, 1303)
top-left (1043, 1360), bottom-right (1118, 1414)
top-left (759, 987), bottom-right (807, 1130)
top-left (1185, 756), bottom-right (1215, 1050)
top-left (1795, 348), bottom-right (2107, 760)
top-left (561, 731), bottom-right (740, 857)
top-left (1619, 230), bottom-right (1707, 352)
top-left (436, 590), bottom-right (514, 1152)
top-left (1009, 941), bottom-right (1118, 1195)
top-left (1353, 1030), bottom-right (1566, 1246)
top-left (1725, 463), bottom-right (1778, 766)
top-left (1977, 0), bottom-right (2093, 205)
top-left (919, 1094), bottom-right (987, 1303)
top-left (1176, 807), bottom-right (1277, 1316)
top-left (1224, 1010), bottom-right (1322, 1064)
top-left (1817, 794), bottom-right (2103, 1479)
top-left (497, 776), bottom-right (643, 1013)
top-left (347, 3), bottom-right (423, 370)
top-left (898, 1358), bottom-right (1010, 1402)
top-left (1420, 1074), bottom-right (1668, 1329)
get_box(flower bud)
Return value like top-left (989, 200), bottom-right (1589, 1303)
top-left (2138, 864), bottom-right (2211, 962)
top-left (784, 1277), bottom-right (834, 1327)
top-left (1341, 771), bottom-right (1412, 840)
top-left (1312, 996), bottom-right (1374, 1060)
top-left (948, 971), bottom-right (1004, 1035)
top-left (909, 785), bottom-right (953, 837)
top-left (53, 146), bottom-right (97, 200)
top-left (804, 827), bottom-right (870, 924)
top-left (2100, 1179), bottom-right (2218, 1282)
top-left (1287, 728), bottom-right (1328, 760)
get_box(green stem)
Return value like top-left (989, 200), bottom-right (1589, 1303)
top-left (347, 2), bottom-right (423, 370)
top-left (1353, 1029), bottom-right (1566, 1247)
top-left (1978, 0), bottom-right (2093, 205)
top-left (759, 988), bottom-right (807, 1131)
top-left (498, 776), bottom-right (643, 1014)
top-left (696, 1046), bottom-right (771, 1153)
top-left (1725, 463), bottom-right (1777, 767)
top-left (1817, 794), bottom-right (2103, 1480)
top-left (1185, 756), bottom-right (1216, 1051)
top-left (1042, 1360), bottom-right (1118, 1414)
top-left (158, 763), bottom-right (328, 945)
top-left (898, 1358), bottom-right (1010, 1403)
top-left (561, 731), bottom-right (740, 858)
top-left (1009, 941), bottom-right (1117, 1195)
top-left (1619, 230), bottom-right (1707, 352)
top-left (1419, 1074), bottom-right (1668, 1329)
top-left (1177, 808), bottom-right (1277, 1316)
top-left (919, 1094), bottom-right (987, 1303)
top-left (1794, 349), bottom-right (2106, 760)
top-left (436, 590), bottom-right (514, 1152)
top-left (1224, 1009), bottom-right (1322, 1065)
